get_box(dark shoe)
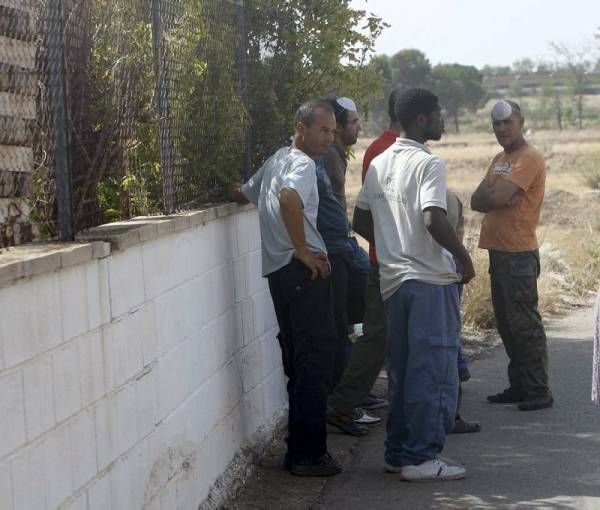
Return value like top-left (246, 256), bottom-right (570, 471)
top-left (290, 452), bottom-right (342, 477)
top-left (327, 408), bottom-right (369, 436)
top-left (451, 415), bottom-right (481, 434)
top-left (458, 366), bottom-right (471, 383)
top-left (486, 388), bottom-right (525, 404)
top-left (518, 395), bottom-right (554, 411)
top-left (361, 393), bottom-right (388, 410)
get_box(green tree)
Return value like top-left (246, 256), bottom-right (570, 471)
top-left (551, 42), bottom-right (594, 129)
top-left (431, 64), bottom-right (486, 133)
top-left (389, 49), bottom-right (432, 89)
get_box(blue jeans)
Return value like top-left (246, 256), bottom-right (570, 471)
top-left (384, 280), bottom-right (460, 467)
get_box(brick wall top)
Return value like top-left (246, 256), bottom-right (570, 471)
top-left (0, 203), bottom-right (253, 288)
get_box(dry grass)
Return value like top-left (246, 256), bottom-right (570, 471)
top-left (346, 127), bottom-right (600, 332)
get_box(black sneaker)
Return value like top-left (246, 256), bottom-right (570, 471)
top-left (327, 408), bottom-right (369, 436)
top-left (290, 452), bottom-right (342, 477)
top-left (518, 395), bottom-right (554, 411)
top-left (458, 366), bottom-right (471, 382)
top-left (451, 415), bottom-right (481, 434)
top-left (486, 388), bottom-right (525, 404)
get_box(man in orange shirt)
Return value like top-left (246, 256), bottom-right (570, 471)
top-left (471, 100), bottom-right (553, 411)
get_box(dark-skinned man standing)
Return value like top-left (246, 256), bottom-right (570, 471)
top-left (231, 100), bottom-right (342, 476)
top-left (353, 88), bottom-right (475, 481)
top-left (471, 100), bottom-right (553, 411)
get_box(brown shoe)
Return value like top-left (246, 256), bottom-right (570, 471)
top-left (327, 408), bottom-right (369, 436)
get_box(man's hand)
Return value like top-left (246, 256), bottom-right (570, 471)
top-left (294, 247), bottom-right (330, 280)
top-left (458, 257), bottom-right (476, 284)
top-left (229, 181), bottom-right (249, 204)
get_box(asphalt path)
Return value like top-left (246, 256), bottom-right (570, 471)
top-left (226, 305), bottom-right (600, 510)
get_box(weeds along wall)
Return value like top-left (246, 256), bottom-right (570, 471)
top-left (0, 205), bottom-right (286, 509)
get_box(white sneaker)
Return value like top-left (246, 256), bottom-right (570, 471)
top-left (401, 458), bottom-right (466, 482)
top-left (353, 408), bottom-right (382, 426)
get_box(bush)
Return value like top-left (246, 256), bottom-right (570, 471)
top-left (577, 153), bottom-right (600, 190)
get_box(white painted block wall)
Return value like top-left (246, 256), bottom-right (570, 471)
top-left (0, 208), bottom-right (286, 509)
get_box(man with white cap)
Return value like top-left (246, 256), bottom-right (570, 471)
top-left (471, 100), bottom-right (553, 411)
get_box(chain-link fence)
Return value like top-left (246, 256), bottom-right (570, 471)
top-left (1, 0), bottom-right (262, 242)
top-left (2, 0), bottom-right (379, 244)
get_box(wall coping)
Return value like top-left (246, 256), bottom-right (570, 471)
top-left (0, 202), bottom-right (253, 289)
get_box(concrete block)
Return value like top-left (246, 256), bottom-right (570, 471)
top-left (111, 228), bottom-right (142, 252)
top-left (108, 310), bottom-right (144, 387)
top-left (23, 251), bottom-right (61, 277)
top-left (241, 298), bottom-right (255, 347)
top-left (135, 369), bottom-right (156, 439)
top-left (155, 279), bottom-right (204, 357)
top-left (204, 264), bottom-right (235, 324)
top-left (44, 424), bottom-right (73, 509)
top-left (32, 271), bottom-right (63, 353)
top-left (140, 302), bottom-right (158, 367)
top-left (60, 244), bottom-right (93, 269)
top-left (86, 474), bottom-right (111, 510)
top-left (115, 384), bottom-right (138, 456)
top-left (86, 259), bottom-right (110, 331)
top-left (91, 241), bottom-right (111, 260)
top-left (240, 383), bottom-right (266, 442)
top-left (23, 355), bottom-right (55, 440)
top-left (0, 462), bottom-right (13, 510)
top-left (109, 440), bottom-right (149, 510)
top-left (263, 366), bottom-right (287, 419)
top-left (69, 409), bottom-right (97, 491)
top-left (138, 223), bottom-right (159, 243)
top-left (12, 440), bottom-right (46, 510)
top-left (155, 347), bottom-right (186, 420)
top-left (225, 214), bottom-right (239, 259)
top-left (1, 278), bottom-right (41, 368)
top-left (53, 341), bottom-right (82, 422)
top-left (94, 396), bottom-right (118, 471)
top-left (100, 325), bottom-right (117, 393)
top-left (0, 259), bottom-right (24, 287)
top-left (236, 340), bottom-right (263, 393)
top-left (0, 369), bottom-right (26, 458)
top-left (253, 288), bottom-right (276, 338)
top-left (232, 255), bottom-right (247, 303)
top-left (107, 246), bottom-right (145, 319)
top-left (78, 330), bottom-right (105, 407)
top-left (141, 234), bottom-right (176, 299)
top-left (246, 250), bottom-right (265, 297)
top-left (64, 491), bottom-right (87, 510)
top-left (60, 264), bottom-right (89, 342)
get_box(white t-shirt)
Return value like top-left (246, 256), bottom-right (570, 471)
top-left (356, 138), bottom-right (459, 300)
top-left (242, 146), bottom-right (326, 276)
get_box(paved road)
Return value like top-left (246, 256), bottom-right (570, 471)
top-left (227, 305), bottom-right (600, 510)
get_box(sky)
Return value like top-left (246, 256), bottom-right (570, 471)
top-left (350, 0), bottom-right (600, 69)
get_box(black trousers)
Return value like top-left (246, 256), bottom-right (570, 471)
top-left (329, 251), bottom-right (367, 390)
top-left (268, 259), bottom-right (337, 460)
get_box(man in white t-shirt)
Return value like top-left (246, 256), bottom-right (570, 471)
top-left (353, 88), bottom-right (475, 481)
top-left (231, 100), bottom-right (342, 477)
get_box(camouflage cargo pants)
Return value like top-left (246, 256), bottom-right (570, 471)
top-left (489, 249), bottom-right (551, 399)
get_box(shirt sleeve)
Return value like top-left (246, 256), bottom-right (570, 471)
top-left (505, 152), bottom-right (544, 192)
top-left (240, 164), bottom-right (266, 205)
top-left (280, 156), bottom-right (315, 207)
top-left (420, 157), bottom-right (447, 212)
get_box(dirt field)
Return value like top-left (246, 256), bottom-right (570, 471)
top-left (345, 128), bottom-right (600, 334)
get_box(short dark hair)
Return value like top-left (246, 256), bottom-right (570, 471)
top-left (388, 88), bottom-right (403, 123)
top-left (506, 99), bottom-right (523, 118)
top-left (324, 96), bottom-right (349, 128)
top-left (395, 88), bottom-right (440, 128)
top-left (294, 100), bottom-right (334, 127)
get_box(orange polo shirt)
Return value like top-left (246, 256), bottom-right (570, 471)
top-left (478, 143), bottom-right (545, 252)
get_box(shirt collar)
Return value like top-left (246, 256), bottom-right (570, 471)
top-left (394, 137), bottom-right (432, 154)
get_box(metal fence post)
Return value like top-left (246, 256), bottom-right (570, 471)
top-left (46, 0), bottom-right (74, 240)
top-left (151, 0), bottom-right (175, 214)
top-left (234, 0), bottom-right (252, 179)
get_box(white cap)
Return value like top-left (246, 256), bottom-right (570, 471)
top-left (336, 97), bottom-right (357, 112)
top-left (491, 100), bottom-right (515, 121)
